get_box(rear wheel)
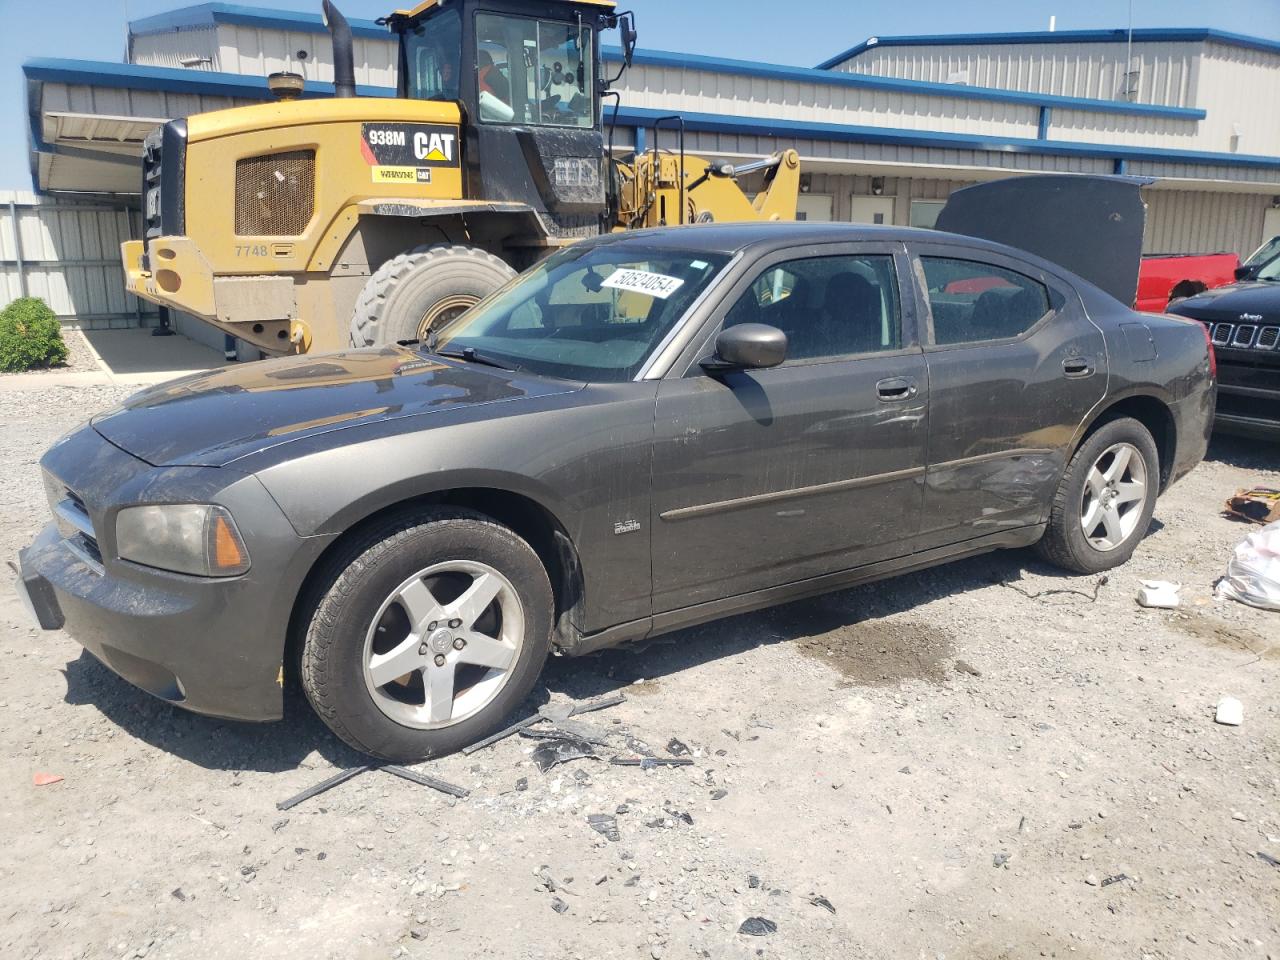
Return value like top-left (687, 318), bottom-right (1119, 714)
top-left (349, 244), bottom-right (516, 348)
top-left (1036, 417), bottom-right (1159, 574)
top-left (300, 508), bottom-right (553, 761)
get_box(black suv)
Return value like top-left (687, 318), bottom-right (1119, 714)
top-left (1169, 255), bottom-right (1280, 439)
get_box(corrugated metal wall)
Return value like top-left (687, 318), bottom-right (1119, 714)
top-left (727, 169), bottom-right (1270, 257)
top-left (1196, 42), bottom-right (1280, 157)
top-left (834, 41), bottom-right (1201, 108)
top-left (214, 23), bottom-right (397, 88)
top-left (130, 27), bottom-right (220, 71)
top-left (1143, 189), bottom-right (1271, 257)
top-left (0, 191), bottom-right (155, 326)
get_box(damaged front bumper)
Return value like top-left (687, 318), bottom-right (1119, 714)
top-left (16, 424), bottom-right (326, 723)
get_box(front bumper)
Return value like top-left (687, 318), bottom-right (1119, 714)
top-left (121, 236), bottom-right (216, 320)
top-left (18, 425), bottom-right (329, 722)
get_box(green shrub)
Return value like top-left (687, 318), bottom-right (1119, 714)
top-left (0, 297), bottom-right (68, 372)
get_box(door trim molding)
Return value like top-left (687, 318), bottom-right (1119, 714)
top-left (659, 465), bottom-right (927, 522)
top-left (927, 447), bottom-right (1056, 472)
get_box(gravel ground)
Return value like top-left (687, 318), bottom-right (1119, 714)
top-left (1, 383), bottom-right (1278, 960)
top-left (4, 329), bottom-right (102, 376)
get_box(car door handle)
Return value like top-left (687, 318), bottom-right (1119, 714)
top-left (877, 377), bottom-right (918, 402)
top-left (1063, 357), bottom-right (1095, 379)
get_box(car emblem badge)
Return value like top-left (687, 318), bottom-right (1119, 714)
top-left (1240, 313), bottom-right (1263, 322)
top-left (428, 628), bottom-right (454, 654)
top-left (613, 519), bottom-right (641, 536)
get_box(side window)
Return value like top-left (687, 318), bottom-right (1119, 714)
top-left (920, 257), bottom-right (1051, 346)
top-left (724, 255), bottom-right (901, 362)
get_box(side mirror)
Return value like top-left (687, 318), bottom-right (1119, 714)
top-left (622, 15), bottom-right (638, 67)
top-left (701, 323), bottom-right (787, 373)
top-left (1235, 265), bottom-right (1252, 281)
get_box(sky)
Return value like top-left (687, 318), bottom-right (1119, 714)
top-left (2, 0), bottom-right (1279, 190)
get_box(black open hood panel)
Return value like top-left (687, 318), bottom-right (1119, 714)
top-left (936, 175), bottom-right (1152, 305)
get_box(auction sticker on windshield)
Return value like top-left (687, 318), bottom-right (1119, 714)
top-left (602, 269), bottom-right (686, 299)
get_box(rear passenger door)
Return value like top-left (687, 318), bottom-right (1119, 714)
top-left (908, 243), bottom-right (1108, 547)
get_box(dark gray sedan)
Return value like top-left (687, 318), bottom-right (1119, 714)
top-left (18, 218), bottom-right (1214, 761)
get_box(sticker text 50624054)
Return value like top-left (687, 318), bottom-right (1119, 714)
top-left (601, 269), bottom-right (686, 299)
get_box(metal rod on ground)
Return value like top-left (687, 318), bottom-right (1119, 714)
top-left (276, 765), bottom-right (369, 810)
top-left (383, 765), bottom-right (470, 798)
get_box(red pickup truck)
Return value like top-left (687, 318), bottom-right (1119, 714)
top-left (1136, 252), bottom-right (1240, 312)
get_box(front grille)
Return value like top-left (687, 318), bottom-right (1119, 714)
top-left (53, 489), bottom-right (103, 573)
top-left (1206, 322), bottom-right (1280, 352)
top-left (1232, 325), bottom-right (1258, 348)
top-left (235, 150), bottom-right (315, 236)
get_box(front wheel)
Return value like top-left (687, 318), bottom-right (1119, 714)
top-left (1036, 417), bottom-right (1159, 574)
top-left (300, 508), bottom-right (553, 761)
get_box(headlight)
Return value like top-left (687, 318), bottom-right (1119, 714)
top-left (115, 504), bottom-right (250, 577)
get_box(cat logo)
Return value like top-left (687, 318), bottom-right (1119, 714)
top-left (413, 130), bottom-right (455, 164)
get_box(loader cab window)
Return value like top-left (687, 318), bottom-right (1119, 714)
top-left (474, 13), bottom-right (593, 128)
top-left (404, 9), bottom-right (463, 101)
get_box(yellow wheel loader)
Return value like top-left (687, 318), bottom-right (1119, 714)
top-left (120, 0), bottom-right (800, 356)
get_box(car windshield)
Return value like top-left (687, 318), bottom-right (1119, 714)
top-left (1257, 255), bottom-right (1280, 281)
top-left (433, 245), bottom-right (731, 381)
top-left (1244, 235), bottom-right (1280, 268)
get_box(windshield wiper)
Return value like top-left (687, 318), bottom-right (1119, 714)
top-left (437, 346), bottom-right (521, 372)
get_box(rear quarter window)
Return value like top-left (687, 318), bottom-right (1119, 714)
top-left (921, 257), bottom-right (1052, 346)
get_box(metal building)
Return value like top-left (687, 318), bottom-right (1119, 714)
top-left (16, 4), bottom-right (1280, 334)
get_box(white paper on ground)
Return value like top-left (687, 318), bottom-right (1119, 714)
top-left (1136, 580), bottom-right (1181, 609)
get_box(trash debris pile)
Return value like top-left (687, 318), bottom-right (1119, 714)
top-left (1223, 486), bottom-right (1280, 525)
top-left (1216, 519), bottom-right (1280, 611)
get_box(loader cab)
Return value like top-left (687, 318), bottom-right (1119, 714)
top-left (391, 0), bottom-right (623, 239)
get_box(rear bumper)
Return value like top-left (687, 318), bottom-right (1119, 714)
top-left (1167, 381), bottom-right (1215, 486)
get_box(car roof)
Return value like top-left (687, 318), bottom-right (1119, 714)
top-left (589, 221), bottom-right (1038, 261)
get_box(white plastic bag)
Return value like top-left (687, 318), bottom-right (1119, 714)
top-left (1216, 520), bottom-right (1280, 611)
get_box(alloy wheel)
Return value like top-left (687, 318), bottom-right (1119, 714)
top-left (1079, 441), bottom-right (1147, 551)
top-left (362, 560), bottom-right (524, 729)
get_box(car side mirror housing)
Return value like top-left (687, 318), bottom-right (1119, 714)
top-left (1234, 265), bottom-right (1252, 281)
top-left (701, 323), bottom-right (787, 373)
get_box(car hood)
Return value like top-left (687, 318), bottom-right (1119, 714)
top-left (1169, 281), bottom-right (1280, 322)
top-left (91, 346), bottom-right (581, 467)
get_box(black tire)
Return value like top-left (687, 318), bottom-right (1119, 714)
top-left (349, 245), bottom-right (516, 348)
top-left (1036, 416), bottom-right (1160, 574)
top-left (300, 507), bottom-right (553, 761)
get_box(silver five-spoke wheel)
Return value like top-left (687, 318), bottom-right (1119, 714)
top-left (1080, 441), bottom-right (1147, 551)
top-left (362, 560), bottom-right (524, 729)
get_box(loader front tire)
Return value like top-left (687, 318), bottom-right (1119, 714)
top-left (349, 244), bottom-right (516, 348)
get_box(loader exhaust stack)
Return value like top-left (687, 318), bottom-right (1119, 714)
top-left (322, 0), bottom-right (357, 98)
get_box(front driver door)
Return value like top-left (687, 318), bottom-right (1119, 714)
top-left (650, 243), bottom-right (929, 614)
